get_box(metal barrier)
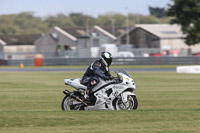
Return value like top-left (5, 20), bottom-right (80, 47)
top-left (3, 56), bottom-right (200, 66)
top-left (0, 59), bottom-right (7, 65)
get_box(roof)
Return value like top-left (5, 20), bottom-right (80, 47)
top-left (0, 34), bottom-right (41, 45)
top-left (54, 26), bottom-right (77, 41)
top-left (0, 39), bottom-right (6, 45)
top-left (93, 26), bottom-right (126, 38)
top-left (59, 27), bottom-right (88, 38)
top-left (93, 26), bottom-right (117, 40)
top-left (55, 26), bottom-right (126, 41)
top-left (135, 24), bottom-right (185, 39)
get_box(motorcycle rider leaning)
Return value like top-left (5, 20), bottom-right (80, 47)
top-left (81, 52), bottom-right (114, 100)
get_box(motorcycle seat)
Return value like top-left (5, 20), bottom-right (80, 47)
top-left (64, 78), bottom-right (87, 90)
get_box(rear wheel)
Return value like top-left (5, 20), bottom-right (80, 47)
top-left (61, 96), bottom-right (84, 111)
top-left (114, 95), bottom-right (138, 110)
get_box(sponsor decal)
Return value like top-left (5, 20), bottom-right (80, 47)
top-left (112, 91), bottom-right (119, 97)
top-left (96, 99), bottom-right (102, 104)
top-left (106, 99), bottom-right (112, 105)
top-left (126, 77), bottom-right (129, 81)
top-left (113, 85), bottom-right (124, 90)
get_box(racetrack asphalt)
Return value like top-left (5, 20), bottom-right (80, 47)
top-left (0, 68), bottom-right (176, 72)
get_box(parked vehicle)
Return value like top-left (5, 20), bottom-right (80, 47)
top-left (117, 51), bottom-right (135, 57)
top-left (61, 69), bottom-right (138, 111)
top-left (192, 53), bottom-right (200, 56)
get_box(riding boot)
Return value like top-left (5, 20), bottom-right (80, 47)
top-left (84, 86), bottom-right (92, 103)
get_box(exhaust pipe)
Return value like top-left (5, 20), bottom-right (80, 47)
top-left (63, 90), bottom-right (88, 106)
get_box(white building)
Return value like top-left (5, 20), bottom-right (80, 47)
top-left (119, 24), bottom-right (200, 54)
top-left (0, 34), bottom-right (40, 59)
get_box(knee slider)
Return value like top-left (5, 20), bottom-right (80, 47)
top-left (90, 79), bottom-right (97, 86)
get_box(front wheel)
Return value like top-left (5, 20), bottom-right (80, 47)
top-left (61, 96), bottom-right (84, 111)
top-left (114, 95), bottom-right (138, 110)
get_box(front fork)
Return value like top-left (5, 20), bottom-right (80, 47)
top-left (120, 91), bottom-right (136, 107)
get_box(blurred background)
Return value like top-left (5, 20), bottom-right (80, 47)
top-left (0, 0), bottom-right (200, 66)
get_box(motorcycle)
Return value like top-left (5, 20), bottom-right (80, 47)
top-left (61, 69), bottom-right (138, 110)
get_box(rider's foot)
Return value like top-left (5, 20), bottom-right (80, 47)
top-left (85, 89), bottom-right (91, 98)
top-left (84, 92), bottom-right (90, 104)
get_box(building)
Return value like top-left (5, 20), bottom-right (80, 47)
top-left (119, 24), bottom-right (200, 55)
top-left (90, 25), bottom-right (126, 47)
top-left (88, 26), bottom-right (126, 57)
top-left (35, 26), bottom-right (126, 57)
top-left (35, 26), bottom-right (82, 56)
top-left (0, 34), bottom-right (40, 59)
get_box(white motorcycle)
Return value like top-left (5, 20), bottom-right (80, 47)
top-left (61, 69), bottom-right (138, 110)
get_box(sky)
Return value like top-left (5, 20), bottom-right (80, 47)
top-left (0, 0), bottom-right (171, 17)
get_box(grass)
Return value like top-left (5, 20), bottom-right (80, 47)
top-left (0, 71), bottom-right (200, 133)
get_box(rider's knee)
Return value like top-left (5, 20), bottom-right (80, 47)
top-left (90, 79), bottom-right (98, 86)
top-left (90, 77), bottom-right (99, 86)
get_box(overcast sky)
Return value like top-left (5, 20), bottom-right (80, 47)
top-left (0, 0), bottom-right (171, 17)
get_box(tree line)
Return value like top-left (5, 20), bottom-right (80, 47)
top-left (0, 11), bottom-right (171, 35)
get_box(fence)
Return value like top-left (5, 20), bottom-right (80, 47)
top-left (0, 59), bottom-right (6, 65)
top-left (3, 56), bottom-right (200, 66)
top-left (1, 48), bottom-right (194, 60)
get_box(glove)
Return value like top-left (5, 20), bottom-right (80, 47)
top-left (109, 76), bottom-right (114, 80)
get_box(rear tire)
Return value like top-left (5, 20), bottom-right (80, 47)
top-left (61, 96), bottom-right (84, 111)
top-left (61, 96), bottom-right (71, 111)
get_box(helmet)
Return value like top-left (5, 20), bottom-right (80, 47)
top-left (100, 52), bottom-right (112, 67)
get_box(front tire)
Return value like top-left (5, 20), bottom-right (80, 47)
top-left (114, 95), bottom-right (138, 110)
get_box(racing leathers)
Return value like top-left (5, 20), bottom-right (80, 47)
top-left (81, 59), bottom-right (112, 94)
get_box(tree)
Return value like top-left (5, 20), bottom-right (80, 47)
top-left (69, 13), bottom-right (96, 27)
top-left (96, 13), bottom-right (126, 27)
top-left (45, 13), bottom-right (75, 28)
top-left (0, 12), bottom-right (49, 34)
top-left (0, 11), bottom-right (172, 35)
top-left (149, 6), bottom-right (166, 18)
top-left (167, 0), bottom-right (200, 46)
top-left (128, 13), bottom-right (169, 24)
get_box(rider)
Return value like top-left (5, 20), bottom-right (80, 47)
top-left (81, 52), bottom-right (113, 99)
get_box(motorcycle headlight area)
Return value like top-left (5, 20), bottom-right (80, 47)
top-left (125, 77), bottom-right (134, 85)
top-left (119, 75), bottom-right (123, 80)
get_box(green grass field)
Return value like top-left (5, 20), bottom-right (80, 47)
top-left (0, 71), bottom-right (200, 133)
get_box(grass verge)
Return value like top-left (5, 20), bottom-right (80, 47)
top-left (0, 71), bottom-right (200, 132)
